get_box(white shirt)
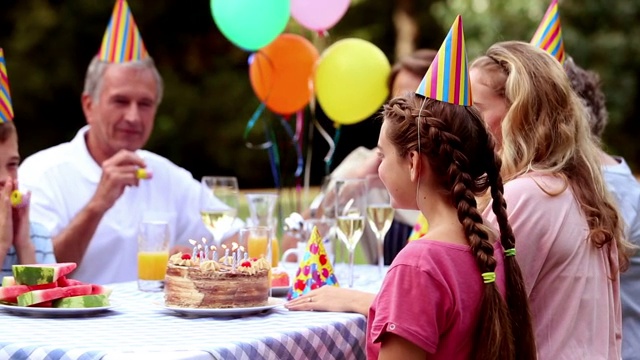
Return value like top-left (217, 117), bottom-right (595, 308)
top-left (18, 126), bottom-right (213, 284)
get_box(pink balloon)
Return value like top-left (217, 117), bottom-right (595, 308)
top-left (291, 0), bottom-right (351, 32)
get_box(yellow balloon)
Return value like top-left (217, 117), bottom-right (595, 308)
top-left (314, 38), bottom-right (391, 125)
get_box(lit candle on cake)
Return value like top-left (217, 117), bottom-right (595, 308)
top-left (197, 244), bottom-right (203, 260)
top-left (188, 239), bottom-right (197, 259)
top-left (201, 237), bottom-right (208, 260)
top-left (231, 242), bottom-right (239, 272)
top-left (210, 245), bottom-right (217, 262)
top-left (239, 246), bottom-right (247, 261)
top-left (222, 244), bottom-right (229, 265)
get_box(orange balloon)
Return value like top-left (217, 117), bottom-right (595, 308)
top-left (249, 33), bottom-right (319, 115)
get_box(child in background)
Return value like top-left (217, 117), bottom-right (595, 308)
top-left (0, 49), bottom-right (56, 277)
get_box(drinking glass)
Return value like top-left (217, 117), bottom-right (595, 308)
top-left (200, 176), bottom-right (239, 248)
top-left (239, 226), bottom-right (273, 296)
top-left (245, 193), bottom-right (279, 267)
top-left (334, 178), bottom-right (367, 288)
top-left (137, 220), bottom-right (170, 292)
top-left (365, 175), bottom-right (395, 276)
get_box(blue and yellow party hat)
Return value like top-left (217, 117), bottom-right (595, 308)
top-left (0, 48), bottom-right (14, 123)
top-left (415, 15), bottom-right (471, 106)
top-left (98, 0), bottom-right (149, 63)
top-left (530, 0), bottom-right (565, 64)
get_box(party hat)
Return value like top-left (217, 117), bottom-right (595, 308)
top-left (0, 48), bottom-right (14, 123)
top-left (287, 226), bottom-right (339, 300)
top-left (98, 0), bottom-right (149, 63)
top-left (407, 213), bottom-right (429, 242)
top-left (415, 15), bottom-right (471, 106)
top-left (530, 0), bottom-right (565, 64)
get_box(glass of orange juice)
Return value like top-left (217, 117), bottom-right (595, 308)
top-left (137, 220), bottom-right (170, 292)
top-left (239, 226), bottom-right (273, 295)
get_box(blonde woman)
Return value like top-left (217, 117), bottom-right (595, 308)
top-left (470, 41), bottom-right (629, 359)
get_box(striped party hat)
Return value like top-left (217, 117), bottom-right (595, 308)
top-left (415, 15), bottom-right (472, 106)
top-left (98, 0), bottom-right (149, 63)
top-left (0, 48), bottom-right (14, 123)
top-left (530, 0), bottom-right (565, 64)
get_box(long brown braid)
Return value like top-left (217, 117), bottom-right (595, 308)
top-left (484, 132), bottom-right (537, 360)
top-left (383, 94), bottom-right (535, 359)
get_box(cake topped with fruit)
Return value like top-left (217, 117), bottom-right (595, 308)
top-left (164, 249), bottom-right (271, 309)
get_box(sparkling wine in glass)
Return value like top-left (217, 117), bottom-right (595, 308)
top-left (335, 178), bottom-right (367, 288)
top-left (365, 175), bottom-right (395, 276)
top-left (200, 176), bottom-right (239, 249)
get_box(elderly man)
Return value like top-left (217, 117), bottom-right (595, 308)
top-left (19, 1), bottom-right (214, 284)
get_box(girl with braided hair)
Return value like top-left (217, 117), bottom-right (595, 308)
top-left (470, 41), bottom-right (629, 359)
top-left (367, 17), bottom-right (535, 360)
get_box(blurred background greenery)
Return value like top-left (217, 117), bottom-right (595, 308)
top-left (1, 0), bottom-right (638, 195)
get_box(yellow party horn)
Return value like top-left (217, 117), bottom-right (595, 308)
top-left (136, 168), bottom-right (153, 180)
top-left (10, 190), bottom-right (29, 208)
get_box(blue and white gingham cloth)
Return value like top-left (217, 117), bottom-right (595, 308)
top-left (0, 264), bottom-right (385, 360)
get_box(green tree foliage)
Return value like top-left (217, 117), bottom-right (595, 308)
top-left (0, 0), bottom-right (638, 192)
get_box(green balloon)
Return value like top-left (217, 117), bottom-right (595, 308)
top-left (211, 0), bottom-right (290, 51)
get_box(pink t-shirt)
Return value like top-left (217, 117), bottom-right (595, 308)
top-left (367, 240), bottom-right (506, 359)
top-left (483, 173), bottom-right (621, 359)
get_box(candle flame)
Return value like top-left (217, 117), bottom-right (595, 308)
top-left (221, 244), bottom-right (227, 249)
top-left (197, 244), bottom-right (202, 249)
top-left (210, 245), bottom-right (216, 251)
top-left (201, 237), bottom-right (207, 244)
top-left (188, 239), bottom-right (197, 246)
top-left (239, 246), bottom-right (245, 252)
top-left (232, 242), bottom-right (238, 251)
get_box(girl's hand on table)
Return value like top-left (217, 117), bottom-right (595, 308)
top-left (285, 286), bottom-right (376, 316)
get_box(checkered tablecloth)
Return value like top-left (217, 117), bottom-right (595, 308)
top-left (0, 264), bottom-right (385, 360)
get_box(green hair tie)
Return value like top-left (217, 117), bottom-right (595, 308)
top-left (504, 248), bottom-right (516, 257)
top-left (482, 272), bottom-right (496, 284)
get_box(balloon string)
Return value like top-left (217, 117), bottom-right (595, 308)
top-left (243, 103), bottom-right (271, 149)
top-left (279, 117), bottom-right (304, 178)
top-left (250, 51), bottom-right (277, 107)
top-left (326, 124), bottom-right (341, 174)
top-left (313, 118), bottom-right (336, 176)
top-left (266, 121), bottom-right (281, 189)
top-left (295, 110), bottom-right (305, 213)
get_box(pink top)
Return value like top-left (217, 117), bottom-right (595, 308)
top-left (367, 239), bottom-right (505, 359)
top-left (483, 173), bottom-right (622, 359)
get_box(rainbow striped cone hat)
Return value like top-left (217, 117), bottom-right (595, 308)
top-left (530, 0), bottom-right (565, 64)
top-left (416, 15), bottom-right (472, 106)
top-left (98, 0), bottom-right (149, 63)
top-left (0, 48), bottom-right (14, 123)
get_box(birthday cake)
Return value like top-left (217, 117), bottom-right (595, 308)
top-left (164, 252), bottom-right (271, 309)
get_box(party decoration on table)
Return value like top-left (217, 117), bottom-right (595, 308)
top-left (291, 0), bottom-right (351, 34)
top-left (315, 38), bottom-right (390, 125)
top-left (407, 213), bottom-right (429, 242)
top-left (287, 226), bottom-right (339, 300)
top-left (415, 15), bottom-right (471, 106)
top-left (530, 0), bottom-right (565, 64)
top-left (211, 0), bottom-right (290, 52)
top-left (0, 48), bottom-right (14, 123)
top-left (249, 34), bottom-right (319, 116)
top-left (135, 168), bottom-right (153, 180)
top-left (98, 0), bottom-right (149, 63)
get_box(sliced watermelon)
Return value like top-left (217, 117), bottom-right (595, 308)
top-left (90, 284), bottom-right (113, 298)
top-left (57, 276), bottom-right (84, 287)
top-left (0, 282), bottom-right (58, 303)
top-left (53, 294), bottom-right (109, 308)
top-left (30, 301), bottom-right (53, 308)
top-left (13, 263), bottom-right (77, 285)
top-left (17, 284), bottom-right (92, 307)
top-left (2, 276), bottom-right (16, 287)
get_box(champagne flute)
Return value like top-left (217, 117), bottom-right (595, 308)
top-left (335, 178), bottom-right (367, 288)
top-left (200, 176), bottom-right (239, 249)
top-left (365, 175), bottom-right (395, 276)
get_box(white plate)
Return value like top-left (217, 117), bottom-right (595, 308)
top-left (271, 286), bottom-right (290, 297)
top-left (164, 297), bottom-right (285, 317)
top-left (0, 303), bottom-right (114, 317)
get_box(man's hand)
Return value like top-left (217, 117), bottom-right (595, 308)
top-left (89, 150), bottom-right (147, 213)
top-left (0, 178), bottom-right (14, 254)
top-left (11, 181), bottom-right (31, 250)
